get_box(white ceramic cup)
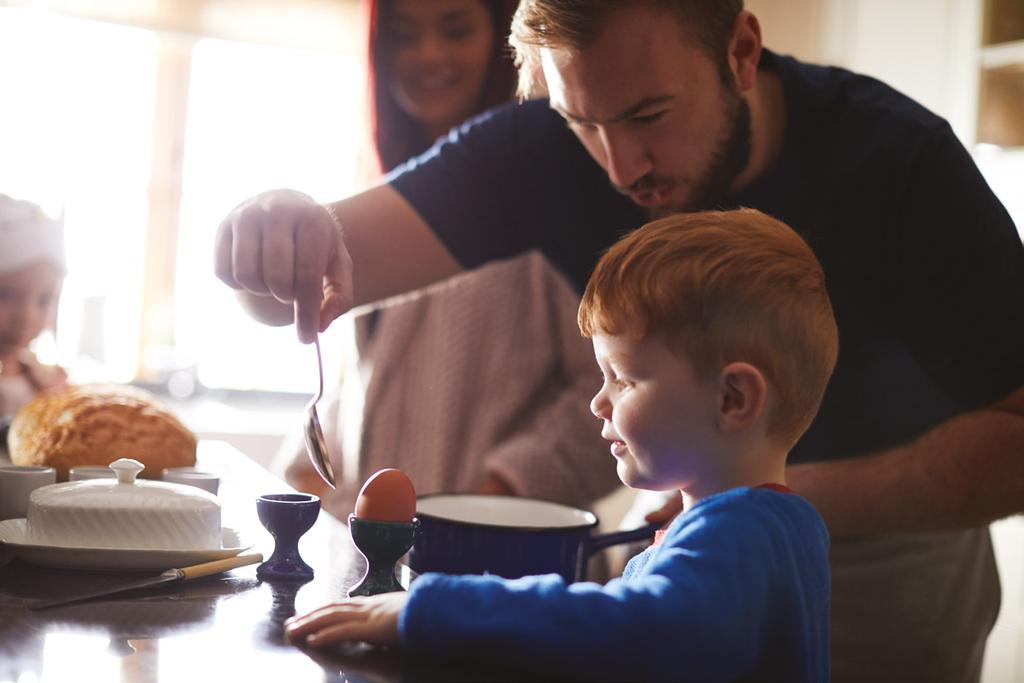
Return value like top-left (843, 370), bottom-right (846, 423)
top-left (69, 465), bottom-right (117, 481)
top-left (0, 465), bottom-right (57, 520)
top-left (162, 467), bottom-right (219, 495)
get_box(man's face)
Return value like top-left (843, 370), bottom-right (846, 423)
top-left (541, 4), bottom-right (751, 215)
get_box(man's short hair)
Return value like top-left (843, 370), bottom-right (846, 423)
top-left (510, 0), bottom-right (744, 99)
top-left (579, 208), bottom-right (839, 448)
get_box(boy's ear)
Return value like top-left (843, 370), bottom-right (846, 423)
top-left (716, 362), bottom-right (767, 433)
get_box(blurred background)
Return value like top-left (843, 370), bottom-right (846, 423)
top-left (1, 0), bottom-right (375, 455)
top-left (1, 0), bottom-right (1021, 423)
top-left (0, 0), bottom-right (1022, 678)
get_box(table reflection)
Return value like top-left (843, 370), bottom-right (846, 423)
top-left (0, 441), bottom-right (366, 683)
top-left (0, 442), bottom-right (558, 683)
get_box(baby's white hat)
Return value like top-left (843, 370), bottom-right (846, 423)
top-left (0, 194), bottom-right (66, 274)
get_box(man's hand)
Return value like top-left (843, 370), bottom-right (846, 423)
top-left (284, 592), bottom-right (408, 648)
top-left (475, 472), bottom-right (515, 496)
top-left (214, 189), bottom-right (354, 343)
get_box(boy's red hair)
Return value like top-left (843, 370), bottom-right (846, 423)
top-left (579, 208), bottom-right (838, 447)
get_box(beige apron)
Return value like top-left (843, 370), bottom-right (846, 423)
top-left (829, 527), bottom-right (1000, 683)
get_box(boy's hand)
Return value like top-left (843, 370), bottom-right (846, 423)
top-left (284, 592), bottom-right (408, 648)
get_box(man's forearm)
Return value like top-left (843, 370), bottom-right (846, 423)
top-left (788, 389), bottom-right (1024, 537)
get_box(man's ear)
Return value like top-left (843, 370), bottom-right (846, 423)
top-left (729, 10), bottom-right (762, 93)
top-left (716, 362), bottom-right (767, 433)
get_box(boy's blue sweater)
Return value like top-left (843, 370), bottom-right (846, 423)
top-left (399, 487), bottom-right (830, 682)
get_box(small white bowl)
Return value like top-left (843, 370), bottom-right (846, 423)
top-left (0, 465), bottom-right (56, 520)
top-left (162, 467), bottom-right (219, 495)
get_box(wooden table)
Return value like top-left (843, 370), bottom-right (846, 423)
top-left (0, 441), bottom-right (537, 682)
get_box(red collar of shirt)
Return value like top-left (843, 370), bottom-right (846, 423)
top-left (755, 482), bottom-right (793, 494)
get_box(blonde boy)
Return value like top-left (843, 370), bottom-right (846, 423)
top-left (286, 208), bottom-right (838, 682)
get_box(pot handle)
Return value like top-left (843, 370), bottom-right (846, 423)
top-left (587, 521), bottom-right (662, 555)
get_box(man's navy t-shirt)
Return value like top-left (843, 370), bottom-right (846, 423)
top-left (389, 50), bottom-right (1024, 464)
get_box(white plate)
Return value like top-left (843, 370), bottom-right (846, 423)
top-left (0, 519), bottom-right (250, 571)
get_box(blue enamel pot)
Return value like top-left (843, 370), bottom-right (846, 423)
top-left (407, 494), bottom-right (660, 583)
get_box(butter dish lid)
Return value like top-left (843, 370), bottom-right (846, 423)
top-left (29, 458), bottom-right (219, 511)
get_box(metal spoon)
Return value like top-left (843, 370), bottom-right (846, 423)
top-left (304, 335), bottom-right (336, 488)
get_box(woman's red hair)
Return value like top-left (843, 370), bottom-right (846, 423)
top-left (364, 0), bottom-right (519, 174)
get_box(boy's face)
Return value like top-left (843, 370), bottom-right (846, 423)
top-left (541, 4), bottom-right (751, 215)
top-left (590, 332), bottom-right (721, 492)
top-left (0, 262), bottom-right (63, 359)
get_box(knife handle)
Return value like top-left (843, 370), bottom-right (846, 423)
top-left (180, 552), bottom-right (264, 580)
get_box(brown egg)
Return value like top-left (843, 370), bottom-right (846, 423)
top-left (354, 468), bottom-right (416, 522)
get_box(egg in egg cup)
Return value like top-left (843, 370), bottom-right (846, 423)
top-left (347, 514), bottom-right (419, 597)
top-left (347, 469), bottom-right (419, 597)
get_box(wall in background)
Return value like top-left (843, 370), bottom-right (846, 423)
top-left (745, 3), bottom-right (1022, 681)
top-left (747, 0), bottom-right (980, 140)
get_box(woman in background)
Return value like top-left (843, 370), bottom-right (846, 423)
top-left (280, 0), bottom-right (620, 519)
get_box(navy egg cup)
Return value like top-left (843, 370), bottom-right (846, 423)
top-left (347, 515), bottom-right (419, 597)
top-left (256, 493), bottom-right (321, 582)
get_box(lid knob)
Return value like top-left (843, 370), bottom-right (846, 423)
top-left (109, 458), bottom-right (145, 484)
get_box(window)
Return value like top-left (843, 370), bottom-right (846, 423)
top-left (175, 38), bottom-right (362, 393)
top-left (0, 9), bottom-right (156, 380)
top-left (1, 5), bottom-right (365, 394)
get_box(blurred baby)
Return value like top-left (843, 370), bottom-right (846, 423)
top-left (0, 194), bottom-right (67, 424)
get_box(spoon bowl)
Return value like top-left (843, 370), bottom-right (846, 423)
top-left (303, 336), bottom-right (336, 488)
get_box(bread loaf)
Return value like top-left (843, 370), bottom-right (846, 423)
top-left (7, 384), bottom-right (197, 481)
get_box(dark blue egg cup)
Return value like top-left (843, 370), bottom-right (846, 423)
top-left (347, 514), bottom-right (419, 597)
top-left (256, 493), bottom-right (321, 582)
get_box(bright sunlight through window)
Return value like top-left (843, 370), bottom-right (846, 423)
top-left (176, 38), bottom-right (361, 393)
top-left (0, 6), bottom-right (363, 394)
top-left (0, 8), bottom-right (155, 382)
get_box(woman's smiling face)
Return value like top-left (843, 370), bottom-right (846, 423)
top-left (387, 0), bottom-right (496, 138)
top-left (590, 332), bottom-right (721, 492)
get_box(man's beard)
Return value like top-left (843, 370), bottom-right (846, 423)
top-left (684, 85), bottom-right (751, 214)
top-left (621, 84), bottom-right (752, 218)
